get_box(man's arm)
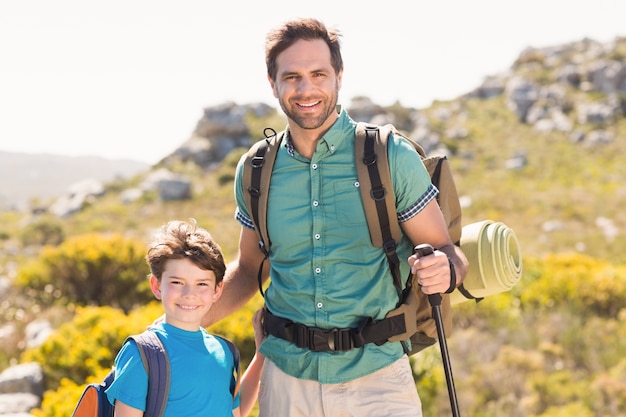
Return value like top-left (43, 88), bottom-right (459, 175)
top-left (237, 308), bottom-right (266, 417)
top-left (402, 200), bottom-right (469, 295)
top-left (202, 226), bottom-right (270, 327)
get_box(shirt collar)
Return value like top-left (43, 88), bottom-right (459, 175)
top-left (283, 106), bottom-right (356, 157)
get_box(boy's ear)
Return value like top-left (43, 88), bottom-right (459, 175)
top-left (149, 275), bottom-right (161, 300)
top-left (212, 280), bottom-right (224, 302)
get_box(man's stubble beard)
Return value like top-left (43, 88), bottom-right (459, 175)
top-left (279, 83), bottom-right (340, 131)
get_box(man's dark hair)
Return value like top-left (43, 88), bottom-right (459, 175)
top-left (265, 17), bottom-right (343, 81)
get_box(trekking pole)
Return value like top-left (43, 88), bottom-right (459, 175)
top-left (414, 244), bottom-right (461, 417)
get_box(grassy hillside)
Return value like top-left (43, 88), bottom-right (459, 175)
top-left (427, 94), bottom-right (626, 263)
top-left (1, 37), bottom-right (625, 417)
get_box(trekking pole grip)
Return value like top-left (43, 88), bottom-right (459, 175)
top-left (414, 245), bottom-right (461, 417)
top-left (413, 244), bottom-right (442, 307)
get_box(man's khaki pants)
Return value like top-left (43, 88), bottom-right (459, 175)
top-left (258, 355), bottom-right (422, 417)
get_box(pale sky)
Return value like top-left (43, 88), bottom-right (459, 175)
top-left (1, 0), bottom-right (624, 164)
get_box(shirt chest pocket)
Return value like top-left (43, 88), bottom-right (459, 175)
top-left (331, 179), bottom-right (366, 226)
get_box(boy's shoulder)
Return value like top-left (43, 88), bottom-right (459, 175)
top-left (210, 334), bottom-right (241, 398)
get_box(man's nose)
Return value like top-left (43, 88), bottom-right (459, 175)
top-left (297, 76), bottom-right (315, 94)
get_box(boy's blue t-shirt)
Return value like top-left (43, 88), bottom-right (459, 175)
top-left (105, 323), bottom-right (240, 416)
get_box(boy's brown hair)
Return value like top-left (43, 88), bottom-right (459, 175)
top-left (265, 17), bottom-right (343, 82)
top-left (146, 219), bottom-right (226, 285)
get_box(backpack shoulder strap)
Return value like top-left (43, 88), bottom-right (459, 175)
top-left (355, 122), bottom-right (402, 249)
top-left (214, 335), bottom-right (241, 398)
top-left (355, 121), bottom-right (462, 246)
top-left (129, 330), bottom-right (170, 417)
top-left (241, 129), bottom-right (283, 295)
top-left (242, 129), bottom-right (284, 255)
top-left (355, 122), bottom-right (404, 291)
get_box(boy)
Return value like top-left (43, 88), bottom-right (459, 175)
top-left (106, 219), bottom-right (264, 417)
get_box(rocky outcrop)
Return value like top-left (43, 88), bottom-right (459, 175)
top-left (0, 362), bottom-right (44, 416)
top-left (161, 101), bottom-right (275, 169)
top-left (467, 37), bottom-right (625, 145)
top-left (49, 178), bottom-right (106, 217)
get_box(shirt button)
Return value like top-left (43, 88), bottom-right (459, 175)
top-left (314, 234), bottom-right (321, 240)
top-left (315, 267), bottom-right (321, 274)
top-left (316, 302), bottom-right (323, 309)
top-left (312, 164), bottom-right (318, 170)
top-left (313, 200), bottom-right (319, 207)
top-left (354, 181), bottom-right (360, 188)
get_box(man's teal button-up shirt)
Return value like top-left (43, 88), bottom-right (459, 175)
top-left (235, 109), bottom-right (436, 383)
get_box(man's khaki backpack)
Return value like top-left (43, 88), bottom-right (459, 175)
top-left (242, 121), bottom-right (462, 354)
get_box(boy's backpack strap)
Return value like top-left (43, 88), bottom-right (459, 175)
top-left (242, 128), bottom-right (283, 295)
top-left (129, 330), bottom-right (170, 417)
top-left (214, 335), bottom-right (241, 398)
top-left (71, 330), bottom-right (169, 417)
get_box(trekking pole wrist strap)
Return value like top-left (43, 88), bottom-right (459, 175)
top-left (445, 258), bottom-right (457, 294)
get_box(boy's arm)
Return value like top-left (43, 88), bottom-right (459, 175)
top-left (114, 401), bottom-right (144, 417)
top-left (237, 352), bottom-right (265, 417)
top-left (202, 227), bottom-right (269, 327)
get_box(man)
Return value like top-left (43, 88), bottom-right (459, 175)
top-left (205, 18), bottom-right (468, 417)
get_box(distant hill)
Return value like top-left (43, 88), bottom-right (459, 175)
top-left (0, 151), bottom-right (149, 208)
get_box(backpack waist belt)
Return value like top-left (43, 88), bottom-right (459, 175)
top-left (264, 309), bottom-right (408, 352)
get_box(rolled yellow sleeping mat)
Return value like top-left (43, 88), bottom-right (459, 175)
top-left (451, 220), bottom-right (522, 305)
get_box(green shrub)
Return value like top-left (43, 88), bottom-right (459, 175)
top-left (24, 303), bottom-right (162, 416)
top-left (22, 304), bottom-right (162, 389)
top-left (411, 346), bottom-right (446, 416)
top-left (520, 253), bottom-right (626, 317)
top-left (31, 371), bottom-right (110, 417)
top-left (20, 215), bottom-right (65, 246)
top-left (15, 232), bottom-right (152, 312)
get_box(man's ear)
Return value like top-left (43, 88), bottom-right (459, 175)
top-left (337, 68), bottom-right (343, 91)
top-left (149, 275), bottom-right (161, 300)
top-left (268, 74), bottom-right (279, 99)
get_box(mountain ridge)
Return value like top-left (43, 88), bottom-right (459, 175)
top-left (0, 151), bottom-right (148, 208)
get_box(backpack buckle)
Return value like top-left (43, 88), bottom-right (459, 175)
top-left (363, 153), bottom-right (377, 166)
top-left (247, 186), bottom-right (260, 198)
top-left (250, 156), bottom-right (265, 168)
top-left (370, 186), bottom-right (386, 201)
top-left (307, 328), bottom-right (353, 352)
